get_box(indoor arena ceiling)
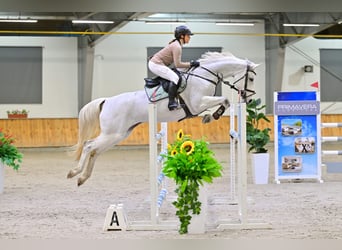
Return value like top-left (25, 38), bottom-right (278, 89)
top-left (0, 12), bottom-right (341, 45)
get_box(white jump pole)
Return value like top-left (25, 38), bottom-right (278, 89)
top-left (321, 123), bottom-right (342, 172)
top-left (156, 122), bottom-right (168, 211)
top-left (322, 137), bottom-right (342, 142)
top-left (217, 102), bottom-right (271, 230)
top-left (149, 102), bottom-right (159, 225)
top-left (229, 103), bottom-right (237, 203)
top-left (126, 103), bottom-right (177, 230)
top-left (322, 150), bottom-right (342, 155)
top-left (322, 123), bottom-right (342, 128)
top-left (104, 103), bottom-right (177, 231)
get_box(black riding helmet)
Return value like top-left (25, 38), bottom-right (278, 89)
top-left (174, 25), bottom-right (194, 40)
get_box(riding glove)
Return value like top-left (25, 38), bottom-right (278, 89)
top-left (190, 60), bottom-right (200, 68)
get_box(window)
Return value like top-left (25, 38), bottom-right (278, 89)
top-left (0, 46), bottom-right (42, 104)
top-left (320, 49), bottom-right (342, 102)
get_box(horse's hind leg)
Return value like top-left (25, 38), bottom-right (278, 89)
top-left (77, 133), bottom-right (128, 186)
top-left (67, 140), bottom-right (93, 179)
top-left (77, 151), bottom-right (99, 186)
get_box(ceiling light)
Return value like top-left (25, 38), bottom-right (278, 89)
top-left (145, 21), bottom-right (186, 25)
top-left (215, 22), bottom-right (254, 26)
top-left (72, 20), bottom-right (114, 24)
top-left (0, 19), bottom-right (38, 23)
top-left (283, 23), bottom-right (320, 27)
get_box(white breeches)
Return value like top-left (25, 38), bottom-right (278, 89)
top-left (148, 61), bottom-right (180, 85)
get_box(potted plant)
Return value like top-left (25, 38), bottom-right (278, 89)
top-left (162, 129), bottom-right (223, 234)
top-left (246, 98), bottom-right (271, 184)
top-left (7, 109), bottom-right (29, 119)
top-left (0, 128), bottom-right (23, 193)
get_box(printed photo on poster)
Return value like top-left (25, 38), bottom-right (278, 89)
top-left (294, 137), bottom-right (315, 154)
top-left (282, 156), bottom-right (302, 173)
top-left (281, 119), bottom-right (302, 136)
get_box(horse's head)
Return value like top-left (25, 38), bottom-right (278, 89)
top-left (242, 61), bottom-right (259, 103)
top-left (194, 52), bottom-right (259, 103)
top-left (230, 60), bottom-right (259, 104)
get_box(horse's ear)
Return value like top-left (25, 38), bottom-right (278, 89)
top-left (250, 63), bottom-right (261, 70)
top-left (246, 59), bottom-right (260, 70)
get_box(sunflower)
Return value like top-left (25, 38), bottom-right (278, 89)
top-left (171, 149), bottom-right (178, 156)
top-left (176, 129), bottom-right (184, 141)
top-left (180, 140), bottom-right (195, 155)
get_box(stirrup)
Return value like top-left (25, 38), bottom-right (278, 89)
top-left (168, 102), bottom-right (180, 111)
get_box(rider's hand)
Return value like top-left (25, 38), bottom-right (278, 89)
top-left (190, 60), bottom-right (200, 68)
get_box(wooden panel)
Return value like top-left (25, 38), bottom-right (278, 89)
top-left (0, 118), bottom-right (78, 147)
top-left (1, 114), bottom-right (342, 147)
top-left (321, 114), bottom-right (342, 137)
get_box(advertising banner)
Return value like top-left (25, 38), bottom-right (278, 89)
top-left (274, 91), bottom-right (322, 183)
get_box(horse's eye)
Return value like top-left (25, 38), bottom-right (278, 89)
top-left (249, 77), bottom-right (254, 81)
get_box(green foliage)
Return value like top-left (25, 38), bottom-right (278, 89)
top-left (6, 109), bottom-right (29, 115)
top-left (0, 128), bottom-right (23, 170)
top-left (246, 98), bottom-right (271, 153)
top-left (162, 129), bottom-right (223, 234)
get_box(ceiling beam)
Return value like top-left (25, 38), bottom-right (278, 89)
top-left (1, 0), bottom-right (342, 12)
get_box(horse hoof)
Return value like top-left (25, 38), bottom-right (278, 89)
top-left (202, 114), bottom-right (212, 124)
top-left (77, 178), bottom-right (84, 186)
top-left (67, 171), bottom-right (75, 179)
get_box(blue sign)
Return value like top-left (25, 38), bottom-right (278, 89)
top-left (274, 91), bottom-right (321, 182)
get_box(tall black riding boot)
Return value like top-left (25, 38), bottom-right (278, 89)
top-left (168, 82), bottom-right (179, 111)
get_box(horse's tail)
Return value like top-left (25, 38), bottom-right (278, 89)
top-left (73, 98), bottom-right (106, 160)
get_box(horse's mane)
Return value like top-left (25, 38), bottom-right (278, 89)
top-left (199, 51), bottom-right (238, 62)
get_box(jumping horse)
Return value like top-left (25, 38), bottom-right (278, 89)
top-left (67, 51), bottom-right (259, 186)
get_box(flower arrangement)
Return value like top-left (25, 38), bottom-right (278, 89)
top-left (162, 129), bottom-right (223, 234)
top-left (6, 109), bottom-right (29, 119)
top-left (0, 128), bottom-right (23, 170)
top-left (7, 109), bottom-right (29, 115)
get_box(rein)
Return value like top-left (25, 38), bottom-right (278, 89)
top-left (183, 64), bottom-right (256, 99)
top-left (183, 66), bottom-right (223, 86)
top-left (224, 68), bottom-right (256, 100)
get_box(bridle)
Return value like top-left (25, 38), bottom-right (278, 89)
top-left (183, 64), bottom-right (256, 100)
top-left (225, 65), bottom-right (257, 100)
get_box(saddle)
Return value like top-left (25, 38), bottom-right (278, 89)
top-left (144, 70), bottom-right (186, 102)
top-left (144, 77), bottom-right (171, 93)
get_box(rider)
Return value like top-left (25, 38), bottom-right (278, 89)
top-left (148, 25), bottom-right (200, 111)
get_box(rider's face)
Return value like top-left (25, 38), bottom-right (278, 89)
top-left (183, 34), bottom-right (191, 44)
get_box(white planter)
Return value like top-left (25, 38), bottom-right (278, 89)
top-left (251, 153), bottom-right (270, 184)
top-left (0, 162), bottom-right (4, 194)
top-left (188, 184), bottom-right (207, 234)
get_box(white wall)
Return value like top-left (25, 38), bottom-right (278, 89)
top-left (282, 37), bottom-right (342, 114)
top-left (0, 36), bottom-right (78, 118)
top-left (2, 23), bottom-right (340, 118)
top-left (93, 21), bottom-right (266, 105)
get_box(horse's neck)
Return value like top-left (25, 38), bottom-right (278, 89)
top-left (202, 59), bottom-right (246, 78)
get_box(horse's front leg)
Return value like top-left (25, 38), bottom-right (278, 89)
top-left (199, 96), bottom-right (230, 123)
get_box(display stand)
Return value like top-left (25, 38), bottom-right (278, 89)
top-left (274, 91), bottom-right (323, 183)
top-left (0, 162), bottom-right (4, 194)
